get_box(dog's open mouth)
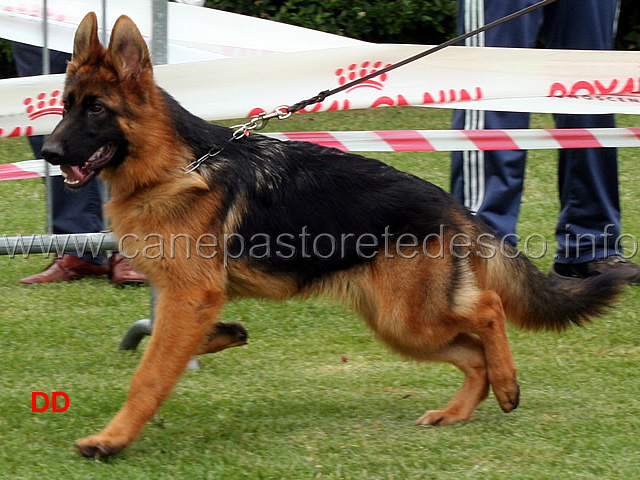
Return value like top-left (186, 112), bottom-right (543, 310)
top-left (60, 143), bottom-right (117, 188)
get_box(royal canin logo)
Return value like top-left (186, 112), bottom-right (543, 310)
top-left (24, 90), bottom-right (64, 120)
top-left (247, 58), bottom-right (484, 117)
top-left (0, 91), bottom-right (64, 138)
top-left (335, 61), bottom-right (393, 92)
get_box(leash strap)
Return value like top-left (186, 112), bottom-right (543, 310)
top-left (286, 0), bottom-right (557, 114)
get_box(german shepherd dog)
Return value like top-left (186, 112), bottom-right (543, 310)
top-left (42, 12), bottom-right (625, 458)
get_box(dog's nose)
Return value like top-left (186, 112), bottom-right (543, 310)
top-left (41, 141), bottom-right (65, 164)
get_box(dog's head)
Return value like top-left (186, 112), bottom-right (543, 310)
top-left (42, 12), bottom-right (152, 188)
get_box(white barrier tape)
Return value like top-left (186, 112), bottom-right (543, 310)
top-left (2, 44), bottom-right (640, 141)
top-left (269, 127), bottom-right (640, 152)
top-left (3, 127), bottom-right (638, 181)
top-left (0, 0), bottom-right (364, 62)
top-left (0, 159), bottom-right (60, 181)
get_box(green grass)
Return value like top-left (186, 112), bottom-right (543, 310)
top-left (1, 107), bottom-right (640, 479)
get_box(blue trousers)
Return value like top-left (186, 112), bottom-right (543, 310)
top-left (451, 0), bottom-right (621, 263)
top-left (12, 42), bottom-right (106, 263)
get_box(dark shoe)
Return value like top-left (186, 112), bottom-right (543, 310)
top-left (109, 253), bottom-right (147, 286)
top-left (551, 255), bottom-right (640, 285)
top-left (20, 254), bottom-right (109, 284)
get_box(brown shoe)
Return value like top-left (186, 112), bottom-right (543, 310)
top-left (551, 255), bottom-right (640, 285)
top-left (109, 253), bottom-right (147, 286)
top-left (20, 254), bottom-right (109, 284)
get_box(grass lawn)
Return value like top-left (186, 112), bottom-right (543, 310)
top-left (1, 106), bottom-right (639, 479)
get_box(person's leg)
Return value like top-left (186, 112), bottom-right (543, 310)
top-left (544, 0), bottom-right (638, 282)
top-left (451, 111), bottom-right (529, 243)
top-left (451, 0), bottom-right (541, 243)
top-left (11, 42), bottom-right (45, 77)
top-left (50, 175), bottom-right (108, 264)
top-left (553, 114), bottom-right (619, 264)
top-left (24, 130), bottom-right (107, 266)
top-left (12, 43), bottom-right (111, 283)
top-left (544, 0), bottom-right (620, 262)
top-left (18, 135), bottom-right (110, 284)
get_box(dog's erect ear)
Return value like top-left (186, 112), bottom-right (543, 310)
top-left (73, 12), bottom-right (103, 64)
top-left (107, 15), bottom-right (152, 80)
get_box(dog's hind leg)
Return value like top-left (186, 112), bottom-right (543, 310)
top-left (414, 290), bottom-right (519, 426)
top-left (415, 333), bottom-right (490, 426)
top-left (75, 288), bottom-right (225, 459)
top-left (466, 290), bottom-right (520, 414)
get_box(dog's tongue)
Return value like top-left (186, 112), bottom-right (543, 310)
top-left (60, 165), bottom-right (86, 186)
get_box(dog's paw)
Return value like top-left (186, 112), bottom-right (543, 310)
top-left (415, 409), bottom-right (470, 427)
top-left (494, 380), bottom-right (520, 413)
top-left (75, 434), bottom-right (127, 459)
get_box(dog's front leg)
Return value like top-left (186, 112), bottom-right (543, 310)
top-left (75, 287), bottom-right (226, 459)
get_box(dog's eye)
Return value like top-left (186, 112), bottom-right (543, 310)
top-left (88, 103), bottom-right (104, 115)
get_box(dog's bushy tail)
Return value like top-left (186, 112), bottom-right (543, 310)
top-left (482, 242), bottom-right (626, 332)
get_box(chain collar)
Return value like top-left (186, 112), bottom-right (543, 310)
top-left (182, 107), bottom-right (291, 174)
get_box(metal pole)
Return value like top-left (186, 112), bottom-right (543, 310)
top-left (118, 318), bottom-right (153, 350)
top-left (119, 0), bottom-right (177, 361)
top-left (42, 0), bottom-right (49, 75)
top-left (118, 286), bottom-right (155, 351)
top-left (151, 0), bottom-right (168, 65)
top-left (0, 232), bottom-right (118, 256)
top-left (101, 0), bottom-right (107, 46)
top-left (100, 0), bottom-right (110, 229)
top-left (42, 0), bottom-right (53, 235)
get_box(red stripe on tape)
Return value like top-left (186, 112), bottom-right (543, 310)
top-left (283, 132), bottom-right (347, 151)
top-left (0, 164), bottom-right (41, 181)
top-left (374, 130), bottom-right (435, 151)
top-left (462, 130), bottom-right (519, 150)
top-left (628, 127), bottom-right (640, 141)
top-left (549, 129), bottom-right (602, 149)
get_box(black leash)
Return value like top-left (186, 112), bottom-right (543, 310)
top-left (286, 0), bottom-right (557, 115)
top-left (184, 0), bottom-right (556, 173)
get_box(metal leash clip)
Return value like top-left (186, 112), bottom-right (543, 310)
top-left (231, 106), bottom-right (292, 140)
top-left (184, 107), bottom-right (292, 173)
top-left (182, 146), bottom-right (224, 174)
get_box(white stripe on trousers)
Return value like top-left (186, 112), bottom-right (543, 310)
top-left (462, 0), bottom-right (485, 213)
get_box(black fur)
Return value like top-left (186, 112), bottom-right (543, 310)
top-left (164, 91), bottom-right (466, 286)
top-left (45, 89), bottom-right (128, 168)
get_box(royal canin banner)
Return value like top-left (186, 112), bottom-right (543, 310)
top-left (1, 0), bottom-right (639, 140)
